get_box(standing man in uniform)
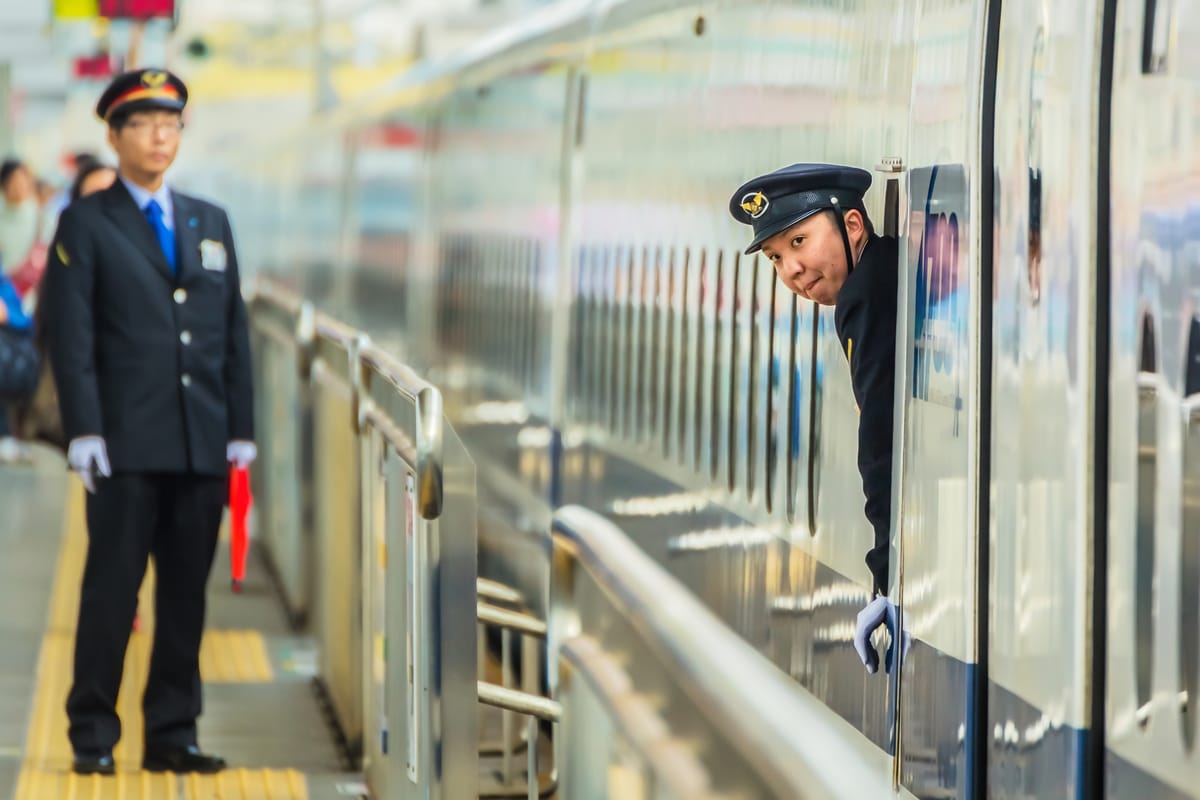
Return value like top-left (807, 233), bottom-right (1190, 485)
top-left (42, 68), bottom-right (256, 775)
top-left (728, 163), bottom-right (902, 675)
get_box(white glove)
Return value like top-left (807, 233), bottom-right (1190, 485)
top-left (853, 595), bottom-right (909, 675)
top-left (226, 440), bottom-right (257, 468)
top-left (67, 436), bottom-right (112, 494)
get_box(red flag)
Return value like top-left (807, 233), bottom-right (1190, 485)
top-left (228, 465), bottom-right (252, 592)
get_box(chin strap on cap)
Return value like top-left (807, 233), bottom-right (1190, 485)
top-left (830, 198), bottom-right (856, 275)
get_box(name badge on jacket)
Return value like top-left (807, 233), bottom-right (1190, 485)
top-left (200, 239), bottom-right (227, 272)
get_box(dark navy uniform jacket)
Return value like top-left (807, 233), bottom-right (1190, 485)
top-left (42, 180), bottom-right (253, 477)
top-left (833, 233), bottom-right (898, 596)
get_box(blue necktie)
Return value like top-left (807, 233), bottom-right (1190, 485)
top-left (144, 199), bottom-right (176, 274)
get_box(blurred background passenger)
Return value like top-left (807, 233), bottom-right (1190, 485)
top-left (36, 178), bottom-right (56, 209)
top-left (0, 159), bottom-right (42, 296)
top-left (0, 265), bottom-right (34, 464)
top-left (70, 161), bottom-right (117, 202)
top-left (7, 161), bottom-right (117, 462)
top-left (42, 152), bottom-right (99, 242)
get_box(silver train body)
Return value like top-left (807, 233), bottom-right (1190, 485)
top-left (193, 0), bottom-right (1200, 796)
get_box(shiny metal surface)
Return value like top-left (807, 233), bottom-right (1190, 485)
top-left (248, 285), bottom-right (480, 800)
top-left (893, 0), bottom-right (989, 787)
top-left (478, 578), bottom-right (525, 606)
top-left (551, 504), bottom-right (905, 799)
top-left (558, 635), bottom-right (720, 799)
top-left (985, 1), bottom-right (1106, 795)
top-left (1106, 0), bottom-right (1200, 795)
top-left (248, 288), bottom-right (312, 623)
top-left (310, 339), bottom-right (365, 755)
top-left (477, 603), bottom-right (548, 638)
top-left (359, 345), bottom-right (446, 519)
top-left (477, 681), bottom-right (562, 722)
top-left (203, 0), bottom-right (1200, 796)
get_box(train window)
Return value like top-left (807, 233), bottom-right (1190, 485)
top-left (1135, 313), bottom-right (1158, 728)
top-left (512, 238), bottom-right (523, 384)
top-left (569, 246), bottom-right (587, 418)
top-left (587, 246), bottom-right (604, 425)
top-left (675, 248), bottom-right (690, 465)
top-left (526, 239), bottom-right (540, 394)
top-left (727, 252), bottom-right (742, 493)
top-left (628, 245), bottom-right (646, 442)
top-left (501, 237), bottom-right (513, 376)
top-left (607, 245), bottom-right (621, 435)
top-left (662, 248), bottom-right (678, 461)
top-left (693, 249), bottom-right (707, 476)
top-left (620, 246), bottom-right (636, 440)
top-left (807, 307), bottom-right (821, 536)
top-left (764, 273), bottom-right (779, 515)
top-left (1180, 316), bottom-right (1200, 749)
top-left (786, 294), bottom-right (800, 524)
top-left (646, 246), bottom-right (662, 443)
top-left (710, 250), bottom-right (724, 482)
top-left (508, 239), bottom-right (519, 385)
top-left (746, 255), bottom-right (760, 500)
top-left (1187, 316), bottom-right (1200, 396)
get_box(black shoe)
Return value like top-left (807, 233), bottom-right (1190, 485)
top-left (142, 744), bottom-right (226, 773)
top-left (72, 751), bottom-right (115, 776)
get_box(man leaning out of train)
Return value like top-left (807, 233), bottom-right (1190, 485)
top-left (728, 163), bottom-right (906, 674)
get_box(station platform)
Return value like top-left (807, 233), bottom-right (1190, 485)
top-left (0, 446), bottom-right (363, 800)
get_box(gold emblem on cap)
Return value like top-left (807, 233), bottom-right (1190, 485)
top-left (740, 190), bottom-right (769, 219)
top-left (142, 71), bottom-right (168, 88)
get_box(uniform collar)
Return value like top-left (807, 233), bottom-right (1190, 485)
top-left (119, 175), bottom-right (173, 230)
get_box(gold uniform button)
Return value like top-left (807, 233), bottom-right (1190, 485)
top-left (181, 373), bottom-right (192, 387)
top-left (173, 288), bottom-right (188, 304)
top-left (180, 330), bottom-right (192, 345)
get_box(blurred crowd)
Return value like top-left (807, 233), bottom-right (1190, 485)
top-left (0, 153), bottom-right (117, 464)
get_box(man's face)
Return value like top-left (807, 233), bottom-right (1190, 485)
top-left (761, 210), bottom-right (859, 306)
top-left (107, 110), bottom-right (182, 178)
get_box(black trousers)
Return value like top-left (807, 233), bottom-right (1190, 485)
top-left (66, 472), bottom-right (225, 754)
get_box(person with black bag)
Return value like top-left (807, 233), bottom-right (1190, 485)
top-left (0, 263), bottom-right (37, 464)
top-left (7, 162), bottom-right (116, 455)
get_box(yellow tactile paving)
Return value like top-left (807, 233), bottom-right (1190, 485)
top-left (199, 630), bottom-right (275, 683)
top-left (14, 767), bottom-right (310, 799)
top-left (17, 483), bottom-right (304, 799)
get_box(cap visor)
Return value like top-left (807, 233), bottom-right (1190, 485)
top-left (742, 208), bottom-right (823, 255)
top-left (107, 98), bottom-right (185, 120)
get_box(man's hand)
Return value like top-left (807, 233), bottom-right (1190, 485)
top-left (67, 436), bottom-right (111, 494)
top-left (853, 595), bottom-right (909, 674)
top-left (226, 440), bottom-right (257, 469)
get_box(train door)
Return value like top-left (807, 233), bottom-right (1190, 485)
top-left (1105, 1), bottom-right (1200, 796)
top-left (986, 0), bottom-right (1111, 797)
top-left (891, 4), bottom-right (994, 798)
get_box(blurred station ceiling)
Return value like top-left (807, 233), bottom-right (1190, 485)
top-left (0, 0), bottom-right (557, 183)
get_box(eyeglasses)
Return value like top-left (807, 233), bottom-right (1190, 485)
top-left (121, 119), bottom-right (185, 136)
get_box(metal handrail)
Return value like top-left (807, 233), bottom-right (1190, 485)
top-left (478, 578), bottom-right (525, 606)
top-left (249, 277), bottom-right (304, 316)
top-left (251, 281), bottom-right (446, 523)
top-left (559, 635), bottom-right (716, 799)
top-left (249, 278), bottom-right (477, 798)
top-left (478, 603), bottom-right (547, 639)
top-left (361, 344), bottom-right (444, 519)
top-left (552, 505), bottom-right (898, 800)
top-left (478, 681), bottom-right (561, 722)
